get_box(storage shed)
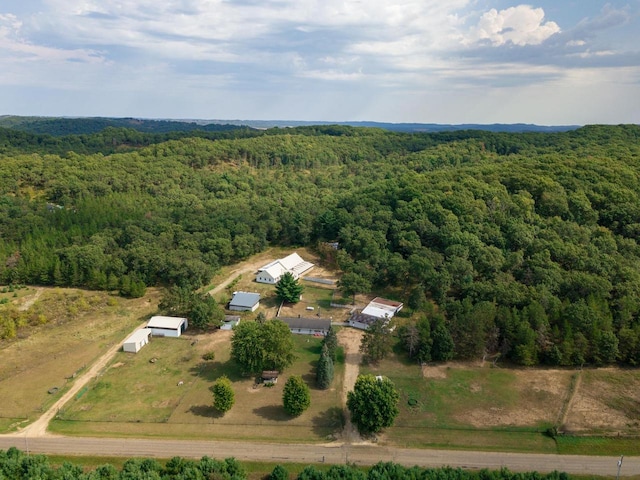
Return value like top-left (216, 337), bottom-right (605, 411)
top-left (146, 316), bottom-right (188, 337)
top-left (229, 291), bottom-right (261, 312)
top-left (123, 328), bottom-right (152, 353)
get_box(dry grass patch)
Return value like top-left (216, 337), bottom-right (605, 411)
top-left (0, 288), bottom-right (160, 432)
top-left (563, 368), bottom-right (640, 434)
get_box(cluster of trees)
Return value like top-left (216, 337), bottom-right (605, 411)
top-left (0, 447), bottom-right (246, 480)
top-left (230, 320), bottom-right (296, 375)
top-left (0, 447), bottom-right (574, 480)
top-left (2, 123), bottom-right (640, 365)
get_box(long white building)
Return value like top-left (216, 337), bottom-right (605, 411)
top-left (256, 252), bottom-right (314, 284)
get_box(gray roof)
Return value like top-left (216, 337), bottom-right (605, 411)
top-left (229, 291), bottom-right (261, 308)
top-left (280, 317), bottom-right (331, 331)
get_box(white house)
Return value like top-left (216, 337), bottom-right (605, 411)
top-left (123, 328), bottom-right (152, 353)
top-left (146, 316), bottom-right (188, 337)
top-left (229, 291), bottom-right (261, 312)
top-left (281, 317), bottom-right (331, 336)
top-left (256, 252), bottom-right (314, 284)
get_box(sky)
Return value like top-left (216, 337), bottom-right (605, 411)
top-left (0, 0), bottom-right (639, 124)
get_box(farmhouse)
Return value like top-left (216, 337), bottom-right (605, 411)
top-left (280, 317), bottom-right (331, 336)
top-left (348, 297), bottom-right (403, 330)
top-left (256, 252), bottom-right (314, 284)
top-left (122, 328), bottom-right (152, 353)
top-left (146, 316), bottom-right (188, 337)
top-left (229, 291), bottom-right (261, 312)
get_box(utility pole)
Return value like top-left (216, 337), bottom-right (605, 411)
top-left (616, 455), bottom-right (624, 480)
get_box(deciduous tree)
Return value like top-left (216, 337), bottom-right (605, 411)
top-left (212, 375), bottom-right (235, 414)
top-left (282, 375), bottom-right (310, 416)
top-left (347, 374), bottom-right (399, 435)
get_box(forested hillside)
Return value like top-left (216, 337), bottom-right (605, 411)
top-left (1, 123), bottom-right (640, 366)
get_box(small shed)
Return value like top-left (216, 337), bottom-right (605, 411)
top-left (146, 316), bottom-right (188, 337)
top-left (229, 291), bottom-right (261, 312)
top-left (221, 315), bottom-right (241, 330)
top-left (262, 370), bottom-right (279, 384)
top-left (281, 317), bottom-right (331, 336)
top-left (123, 328), bottom-right (152, 353)
top-left (348, 311), bottom-right (382, 331)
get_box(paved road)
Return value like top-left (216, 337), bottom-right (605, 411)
top-left (0, 435), bottom-right (636, 476)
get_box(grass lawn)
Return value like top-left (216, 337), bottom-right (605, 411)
top-left (52, 330), bottom-right (345, 442)
top-left (0, 288), bottom-right (160, 433)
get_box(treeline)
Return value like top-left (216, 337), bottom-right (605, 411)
top-left (2, 124), bottom-right (640, 365)
top-left (0, 447), bottom-right (571, 480)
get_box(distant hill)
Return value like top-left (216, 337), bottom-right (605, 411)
top-left (0, 116), bottom-right (249, 136)
top-left (203, 119), bottom-right (581, 133)
top-left (0, 115), bottom-right (579, 135)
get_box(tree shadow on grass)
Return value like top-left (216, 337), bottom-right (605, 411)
top-left (312, 406), bottom-right (344, 437)
top-left (189, 404), bottom-right (224, 419)
top-left (189, 361), bottom-right (244, 382)
top-left (253, 405), bottom-right (289, 421)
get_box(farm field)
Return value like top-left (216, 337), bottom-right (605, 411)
top-left (51, 331), bottom-right (345, 443)
top-left (0, 287), bottom-right (161, 433)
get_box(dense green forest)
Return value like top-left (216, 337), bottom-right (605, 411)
top-left (1, 123), bottom-right (640, 367)
top-left (0, 447), bottom-right (572, 480)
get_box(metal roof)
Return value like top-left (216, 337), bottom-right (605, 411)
top-left (230, 291), bottom-right (261, 308)
top-left (147, 316), bottom-right (187, 329)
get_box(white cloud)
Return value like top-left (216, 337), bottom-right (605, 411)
top-left (466, 5), bottom-right (560, 46)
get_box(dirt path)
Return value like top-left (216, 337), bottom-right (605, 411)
top-left (17, 287), bottom-right (44, 311)
top-left (207, 249), bottom-right (275, 296)
top-left (6, 320), bottom-right (149, 438)
top-left (338, 328), bottom-right (364, 444)
top-left (559, 370), bottom-right (583, 428)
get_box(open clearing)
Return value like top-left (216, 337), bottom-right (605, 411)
top-left (3, 251), bottom-right (640, 454)
top-left (0, 288), bottom-right (160, 432)
top-left (52, 331), bottom-right (345, 443)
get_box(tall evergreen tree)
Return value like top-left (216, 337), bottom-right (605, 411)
top-left (316, 343), bottom-right (334, 389)
top-left (275, 272), bottom-right (304, 304)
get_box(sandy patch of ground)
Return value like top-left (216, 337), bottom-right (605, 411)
top-left (337, 328), bottom-right (364, 444)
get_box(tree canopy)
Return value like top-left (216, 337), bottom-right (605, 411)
top-left (230, 320), bottom-right (296, 375)
top-left (347, 374), bottom-right (399, 435)
top-left (2, 123), bottom-right (640, 365)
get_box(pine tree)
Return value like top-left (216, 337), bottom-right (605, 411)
top-left (316, 344), bottom-right (334, 389)
top-left (323, 326), bottom-right (338, 361)
top-left (275, 272), bottom-right (304, 304)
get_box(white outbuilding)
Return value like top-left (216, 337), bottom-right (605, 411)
top-left (146, 315), bottom-right (188, 337)
top-left (229, 291), bottom-right (261, 312)
top-left (256, 252), bottom-right (314, 284)
top-left (123, 328), bottom-right (152, 353)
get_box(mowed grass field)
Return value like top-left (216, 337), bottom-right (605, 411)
top-left (0, 288), bottom-right (160, 433)
top-left (51, 329), bottom-right (345, 443)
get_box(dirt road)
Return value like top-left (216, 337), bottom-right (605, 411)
top-left (338, 328), bottom-right (364, 443)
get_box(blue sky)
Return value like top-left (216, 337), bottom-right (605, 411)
top-left (0, 1), bottom-right (638, 124)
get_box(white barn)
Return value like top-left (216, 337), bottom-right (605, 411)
top-left (229, 291), bottom-right (261, 312)
top-left (123, 328), bottom-right (152, 353)
top-left (256, 252), bottom-right (314, 284)
top-left (146, 316), bottom-right (188, 337)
